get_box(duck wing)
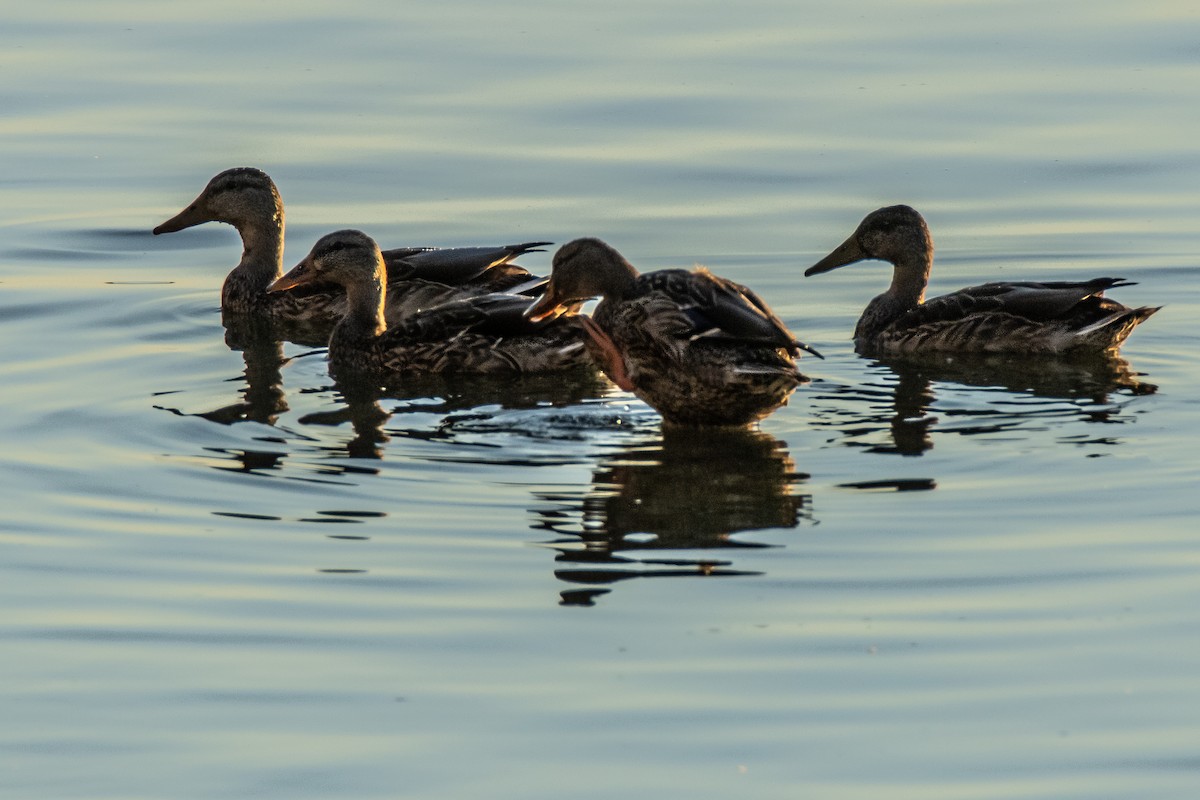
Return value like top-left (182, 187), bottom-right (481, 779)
top-left (641, 269), bottom-right (821, 357)
top-left (874, 277), bottom-right (1155, 354)
top-left (382, 293), bottom-right (559, 346)
top-left (382, 242), bottom-right (551, 285)
top-left (911, 277), bottom-right (1136, 325)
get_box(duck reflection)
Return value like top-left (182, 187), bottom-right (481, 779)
top-left (295, 366), bottom-right (614, 461)
top-left (812, 351), bottom-right (1156, 455)
top-left (295, 385), bottom-right (393, 460)
top-left (154, 317), bottom-right (289, 426)
top-left (161, 311), bottom-right (612, 468)
top-left (530, 427), bottom-right (811, 606)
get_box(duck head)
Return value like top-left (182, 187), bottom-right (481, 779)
top-left (805, 205), bottom-right (932, 275)
top-left (526, 237), bottom-right (639, 322)
top-left (153, 167), bottom-right (283, 235)
top-left (269, 229), bottom-right (383, 293)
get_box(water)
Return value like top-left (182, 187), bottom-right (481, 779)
top-left (3, 1), bottom-right (1199, 797)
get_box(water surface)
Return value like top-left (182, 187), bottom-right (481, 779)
top-left (2, 2), bottom-right (1199, 798)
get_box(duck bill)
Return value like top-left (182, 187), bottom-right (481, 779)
top-left (267, 259), bottom-right (313, 292)
top-left (152, 200), bottom-right (211, 235)
top-left (804, 234), bottom-right (866, 276)
top-left (524, 284), bottom-right (572, 322)
top-left (794, 339), bottom-right (824, 360)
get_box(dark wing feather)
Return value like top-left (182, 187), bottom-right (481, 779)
top-left (444, 293), bottom-right (565, 337)
top-left (383, 242), bottom-right (551, 285)
top-left (909, 278), bottom-right (1134, 327)
top-left (381, 293), bottom-right (557, 346)
top-left (381, 297), bottom-right (490, 346)
top-left (636, 269), bottom-right (796, 348)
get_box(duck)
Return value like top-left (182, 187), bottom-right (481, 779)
top-left (153, 167), bottom-right (550, 329)
top-left (268, 229), bottom-right (591, 383)
top-left (804, 204), bottom-right (1159, 355)
top-left (525, 237), bottom-right (821, 426)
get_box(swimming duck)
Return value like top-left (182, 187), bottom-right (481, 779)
top-left (804, 205), bottom-right (1159, 355)
top-left (153, 167), bottom-right (549, 327)
top-left (525, 237), bottom-right (821, 426)
top-left (268, 229), bottom-right (590, 383)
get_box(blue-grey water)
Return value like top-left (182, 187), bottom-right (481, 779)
top-left (3, 2), bottom-right (1199, 798)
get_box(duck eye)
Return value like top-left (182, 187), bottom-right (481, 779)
top-left (318, 241), bottom-right (352, 257)
top-left (212, 177), bottom-right (265, 197)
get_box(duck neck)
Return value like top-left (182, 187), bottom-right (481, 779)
top-left (603, 259), bottom-right (641, 302)
top-left (339, 271), bottom-right (388, 340)
top-left (230, 211), bottom-right (285, 295)
top-left (887, 245), bottom-right (932, 308)
top-left (856, 244), bottom-right (933, 344)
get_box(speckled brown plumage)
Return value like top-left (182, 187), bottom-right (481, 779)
top-left (527, 238), bottom-right (821, 427)
top-left (269, 230), bottom-right (591, 386)
top-left (805, 205), bottom-right (1159, 356)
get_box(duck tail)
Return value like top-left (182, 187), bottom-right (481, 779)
top-left (1073, 305), bottom-right (1161, 349)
